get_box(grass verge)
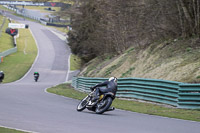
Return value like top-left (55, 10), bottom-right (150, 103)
top-left (70, 54), bottom-right (82, 71)
top-left (0, 5), bottom-right (12, 12)
top-left (0, 127), bottom-right (27, 133)
top-left (47, 83), bottom-right (200, 122)
top-left (0, 28), bottom-right (37, 83)
top-left (0, 15), bottom-right (13, 52)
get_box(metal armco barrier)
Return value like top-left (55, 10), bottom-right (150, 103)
top-left (0, 35), bottom-right (18, 63)
top-left (71, 77), bottom-right (200, 109)
top-left (0, 47), bottom-right (17, 63)
top-left (0, 1), bottom-right (71, 7)
top-left (178, 84), bottom-right (200, 108)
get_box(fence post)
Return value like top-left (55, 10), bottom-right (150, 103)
top-left (1, 56), bottom-right (3, 63)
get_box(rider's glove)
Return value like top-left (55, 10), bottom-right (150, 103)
top-left (90, 87), bottom-right (95, 91)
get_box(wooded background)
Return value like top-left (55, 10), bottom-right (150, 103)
top-left (35, 0), bottom-right (200, 62)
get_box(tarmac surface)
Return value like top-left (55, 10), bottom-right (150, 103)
top-left (0, 10), bottom-right (199, 133)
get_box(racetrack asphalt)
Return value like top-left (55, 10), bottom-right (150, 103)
top-left (0, 11), bottom-right (200, 133)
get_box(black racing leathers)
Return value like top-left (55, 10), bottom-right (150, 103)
top-left (0, 72), bottom-right (4, 82)
top-left (92, 80), bottom-right (117, 101)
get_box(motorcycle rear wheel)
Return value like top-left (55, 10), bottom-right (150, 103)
top-left (95, 97), bottom-right (113, 114)
top-left (77, 96), bottom-right (90, 111)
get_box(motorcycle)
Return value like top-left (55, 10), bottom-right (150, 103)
top-left (0, 71), bottom-right (4, 83)
top-left (77, 88), bottom-right (115, 114)
top-left (34, 74), bottom-right (39, 82)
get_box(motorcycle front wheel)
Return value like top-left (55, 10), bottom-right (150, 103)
top-left (77, 96), bottom-right (90, 111)
top-left (95, 97), bottom-right (113, 114)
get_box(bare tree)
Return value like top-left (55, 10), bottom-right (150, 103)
top-left (66, 0), bottom-right (199, 62)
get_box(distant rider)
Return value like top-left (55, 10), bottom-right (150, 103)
top-left (34, 72), bottom-right (40, 81)
top-left (90, 77), bottom-right (118, 102)
top-left (0, 71), bottom-right (4, 83)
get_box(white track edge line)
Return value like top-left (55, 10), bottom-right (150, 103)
top-left (14, 27), bottom-right (39, 83)
top-left (47, 28), bottom-right (71, 82)
top-left (65, 53), bottom-right (71, 82)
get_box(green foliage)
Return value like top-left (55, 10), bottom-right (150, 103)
top-left (105, 54), bottom-right (114, 60)
top-left (83, 65), bottom-right (96, 77)
top-left (121, 67), bottom-right (135, 78)
top-left (105, 65), bottom-right (118, 76)
top-left (0, 127), bottom-right (26, 133)
top-left (186, 47), bottom-right (192, 53)
top-left (125, 47), bottom-right (134, 54)
top-left (104, 59), bottom-right (125, 77)
top-left (79, 36), bottom-right (200, 82)
top-left (67, 0), bottom-right (102, 62)
top-left (70, 54), bottom-right (82, 71)
top-left (196, 76), bottom-right (200, 79)
top-left (67, 0), bottom-right (183, 63)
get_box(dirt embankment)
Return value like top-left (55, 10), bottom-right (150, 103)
top-left (79, 38), bottom-right (200, 83)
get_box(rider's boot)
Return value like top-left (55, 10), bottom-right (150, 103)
top-left (107, 107), bottom-right (115, 111)
top-left (92, 88), bottom-right (100, 102)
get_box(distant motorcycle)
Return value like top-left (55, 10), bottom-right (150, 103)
top-left (34, 75), bottom-right (39, 82)
top-left (77, 88), bottom-right (115, 114)
top-left (34, 72), bottom-right (39, 82)
top-left (0, 71), bottom-right (4, 83)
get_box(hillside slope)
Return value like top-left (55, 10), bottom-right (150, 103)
top-left (78, 37), bottom-right (200, 83)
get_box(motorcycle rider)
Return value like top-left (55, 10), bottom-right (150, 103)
top-left (0, 71), bottom-right (4, 83)
top-left (90, 77), bottom-right (118, 102)
top-left (34, 72), bottom-right (39, 81)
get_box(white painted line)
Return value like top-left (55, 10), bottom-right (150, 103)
top-left (66, 53), bottom-right (71, 82)
top-left (44, 82), bottom-right (200, 124)
top-left (23, 38), bottom-right (27, 55)
top-left (0, 125), bottom-right (39, 133)
top-left (44, 86), bottom-right (79, 102)
top-left (49, 29), bottom-right (66, 41)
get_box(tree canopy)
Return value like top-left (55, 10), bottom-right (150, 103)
top-left (63, 0), bottom-right (200, 62)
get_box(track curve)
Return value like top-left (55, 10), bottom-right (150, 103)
top-left (0, 11), bottom-right (199, 133)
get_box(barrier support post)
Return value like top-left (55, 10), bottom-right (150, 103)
top-left (1, 56), bottom-right (3, 62)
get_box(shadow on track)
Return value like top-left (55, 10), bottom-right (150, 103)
top-left (78, 110), bottom-right (119, 117)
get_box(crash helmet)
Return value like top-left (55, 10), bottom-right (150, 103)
top-left (109, 77), bottom-right (117, 82)
top-left (34, 72), bottom-right (39, 74)
top-left (0, 71), bottom-right (4, 78)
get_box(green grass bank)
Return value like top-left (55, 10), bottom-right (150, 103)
top-left (0, 15), bottom-right (13, 52)
top-left (0, 28), bottom-right (37, 83)
top-left (79, 37), bottom-right (200, 83)
top-left (0, 127), bottom-right (27, 133)
top-left (47, 83), bottom-right (200, 122)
